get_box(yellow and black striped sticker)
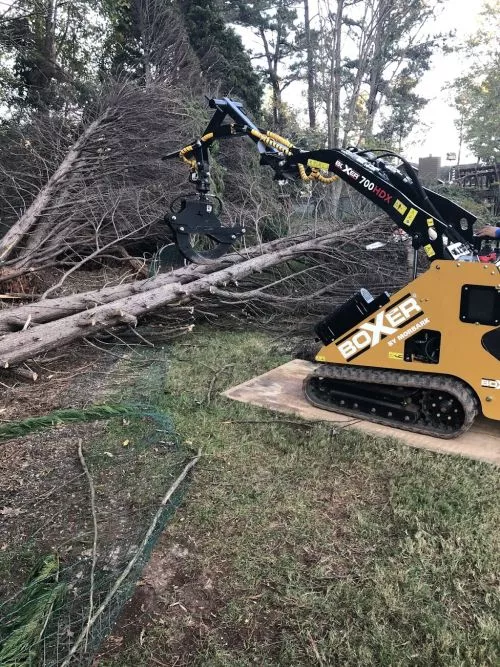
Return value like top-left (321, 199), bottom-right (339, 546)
top-left (307, 158), bottom-right (330, 170)
top-left (388, 352), bottom-right (404, 360)
top-left (403, 207), bottom-right (418, 226)
top-left (393, 199), bottom-right (408, 215)
top-left (427, 217), bottom-right (435, 227)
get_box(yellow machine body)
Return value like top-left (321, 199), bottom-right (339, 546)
top-left (315, 261), bottom-right (500, 421)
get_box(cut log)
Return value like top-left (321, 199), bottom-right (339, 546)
top-left (0, 367), bottom-right (38, 382)
top-left (0, 228), bottom-right (357, 368)
top-left (0, 232), bottom-right (315, 332)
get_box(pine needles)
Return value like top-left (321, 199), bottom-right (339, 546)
top-left (0, 554), bottom-right (67, 666)
top-left (0, 404), bottom-right (137, 443)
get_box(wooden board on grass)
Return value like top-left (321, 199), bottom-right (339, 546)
top-left (222, 359), bottom-right (500, 465)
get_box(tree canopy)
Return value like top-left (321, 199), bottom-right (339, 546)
top-left (451, 2), bottom-right (500, 164)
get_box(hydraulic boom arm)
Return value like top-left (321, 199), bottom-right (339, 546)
top-left (163, 97), bottom-right (477, 264)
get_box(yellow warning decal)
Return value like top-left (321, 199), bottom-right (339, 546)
top-left (316, 354), bottom-right (326, 362)
top-left (424, 244), bottom-right (436, 258)
top-left (393, 199), bottom-right (408, 215)
top-left (307, 158), bottom-right (330, 170)
top-left (389, 352), bottom-right (404, 360)
top-left (403, 207), bottom-right (418, 226)
top-left (427, 217), bottom-right (434, 227)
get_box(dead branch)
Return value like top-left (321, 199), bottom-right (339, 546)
top-left (0, 82), bottom-right (208, 282)
top-left (77, 438), bottom-right (98, 652)
top-left (206, 363), bottom-right (235, 406)
top-left (0, 109), bottom-right (116, 266)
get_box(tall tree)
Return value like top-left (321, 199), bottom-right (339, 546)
top-left (375, 72), bottom-right (427, 151)
top-left (450, 0), bottom-right (500, 165)
top-left (316, 0), bottom-right (369, 147)
top-left (0, 0), bottom-right (103, 112)
top-left (452, 57), bottom-right (500, 164)
top-left (101, 0), bottom-right (199, 87)
top-left (225, 0), bottom-right (298, 127)
top-left (314, 0), bottom-right (440, 148)
top-left (303, 0), bottom-right (316, 128)
top-left (178, 0), bottom-right (263, 113)
top-left (361, 0), bottom-right (438, 141)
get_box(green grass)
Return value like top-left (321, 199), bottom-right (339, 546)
top-left (102, 329), bottom-right (500, 667)
top-left (0, 555), bottom-right (66, 667)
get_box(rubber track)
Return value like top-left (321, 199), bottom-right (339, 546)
top-left (303, 364), bottom-right (478, 439)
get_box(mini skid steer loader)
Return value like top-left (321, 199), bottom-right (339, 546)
top-left (163, 97), bottom-right (500, 439)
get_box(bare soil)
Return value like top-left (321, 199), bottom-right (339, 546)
top-left (0, 420), bottom-right (110, 599)
top-left (0, 337), bottom-right (127, 601)
top-left (96, 530), bottom-right (225, 664)
top-left (0, 340), bottom-right (114, 421)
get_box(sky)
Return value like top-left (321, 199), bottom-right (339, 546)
top-left (403, 1), bottom-right (483, 163)
top-left (236, 0), bottom-right (485, 164)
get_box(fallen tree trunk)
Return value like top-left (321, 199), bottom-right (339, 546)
top-left (0, 228), bottom-right (358, 368)
top-left (0, 109), bottom-right (115, 270)
top-left (0, 232), bottom-right (316, 332)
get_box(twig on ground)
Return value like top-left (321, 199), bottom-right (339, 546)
top-left (206, 364), bottom-right (235, 406)
top-left (101, 329), bottom-right (144, 353)
top-left (220, 418), bottom-right (359, 427)
top-left (83, 338), bottom-right (125, 359)
top-left (32, 354), bottom-right (68, 364)
top-left (60, 449), bottom-right (202, 667)
top-left (221, 419), bottom-right (315, 427)
top-left (149, 655), bottom-right (175, 667)
top-left (77, 438), bottom-right (98, 653)
top-left (307, 630), bottom-right (325, 665)
top-left (127, 326), bottom-right (155, 347)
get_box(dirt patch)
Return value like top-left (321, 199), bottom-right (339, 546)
top-left (0, 340), bottom-right (116, 422)
top-left (0, 336), bottom-right (123, 598)
top-left (97, 530), bottom-right (225, 663)
top-left (0, 336), bottom-right (190, 667)
top-left (0, 420), bottom-right (110, 599)
top-left (0, 403), bottom-right (187, 663)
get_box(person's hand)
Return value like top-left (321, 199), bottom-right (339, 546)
top-left (475, 225), bottom-right (498, 238)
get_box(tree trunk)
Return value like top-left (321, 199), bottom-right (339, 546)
top-left (363, 0), bottom-right (391, 142)
top-left (0, 109), bottom-right (114, 268)
top-left (332, 0), bottom-right (344, 147)
top-left (304, 0), bottom-right (316, 129)
top-left (0, 228), bottom-right (360, 368)
top-left (0, 233), bottom-right (314, 333)
top-left (364, 41), bottom-right (383, 141)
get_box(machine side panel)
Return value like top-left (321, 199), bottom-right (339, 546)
top-left (316, 262), bottom-right (500, 420)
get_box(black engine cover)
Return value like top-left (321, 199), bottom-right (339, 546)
top-left (315, 289), bottom-right (390, 345)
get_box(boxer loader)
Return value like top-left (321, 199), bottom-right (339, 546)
top-left (163, 97), bottom-right (500, 438)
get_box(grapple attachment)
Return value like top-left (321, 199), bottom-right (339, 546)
top-left (166, 198), bottom-right (245, 264)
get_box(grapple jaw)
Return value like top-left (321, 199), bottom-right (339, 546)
top-left (166, 198), bottom-right (245, 264)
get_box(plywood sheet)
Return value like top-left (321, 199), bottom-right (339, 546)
top-left (223, 360), bottom-right (500, 465)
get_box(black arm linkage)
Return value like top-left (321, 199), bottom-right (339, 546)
top-left (283, 148), bottom-right (476, 262)
top-left (163, 97), bottom-right (477, 264)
